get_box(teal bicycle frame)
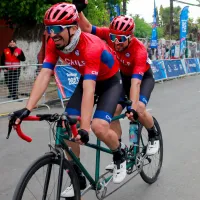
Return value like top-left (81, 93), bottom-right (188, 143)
top-left (55, 112), bottom-right (138, 189)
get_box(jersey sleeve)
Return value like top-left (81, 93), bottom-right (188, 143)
top-left (91, 26), bottom-right (110, 42)
top-left (83, 48), bottom-right (101, 81)
top-left (132, 46), bottom-right (148, 80)
top-left (42, 38), bottom-right (59, 70)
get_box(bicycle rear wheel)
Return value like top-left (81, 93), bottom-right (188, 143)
top-left (138, 117), bottom-right (163, 184)
top-left (13, 152), bottom-right (80, 200)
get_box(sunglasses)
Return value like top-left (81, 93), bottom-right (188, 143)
top-left (46, 25), bottom-right (75, 34)
top-left (109, 33), bottom-right (131, 43)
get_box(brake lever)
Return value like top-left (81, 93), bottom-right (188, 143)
top-left (7, 114), bottom-right (15, 139)
top-left (6, 121), bottom-right (13, 139)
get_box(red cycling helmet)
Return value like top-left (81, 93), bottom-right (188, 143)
top-left (109, 15), bottom-right (135, 35)
top-left (44, 3), bottom-right (79, 25)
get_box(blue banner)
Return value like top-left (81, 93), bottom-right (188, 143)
top-left (180, 6), bottom-right (189, 57)
top-left (151, 60), bottom-right (167, 80)
top-left (54, 65), bottom-right (80, 99)
top-left (185, 59), bottom-right (200, 73)
top-left (150, 0), bottom-right (158, 48)
top-left (110, 4), bottom-right (120, 21)
top-left (164, 60), bottom-right (186, 78)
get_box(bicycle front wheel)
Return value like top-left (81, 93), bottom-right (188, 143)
top-left (13, 152), bottom-right (80, 200)
top-left (138, 117), bottom-right (163, 184)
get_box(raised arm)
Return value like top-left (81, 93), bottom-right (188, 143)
top-left (78, 12), bottom-right (92, 33)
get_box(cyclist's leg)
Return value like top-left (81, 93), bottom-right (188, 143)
top-left (110, 73), bottom-right (133, 141)
top-left (136, 68), bottom-right (159, 155)
top-left (91, 72), bottom-right (126, 184)
top-left (110, 100), bottom-right (124, 141)
top-left (64, 77), bottom-right (83, 160)
top-left (62, 77), bottom-right (87, 198)
top-left (137, 69), bottom-right (155, 128)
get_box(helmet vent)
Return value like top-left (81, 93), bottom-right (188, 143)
top-left (124, 24), bottom-right (130, 31)
top-left (47, 9), bottom-right (53, 19)
top-left (120, 22), bottom-right (125, 30)
top-left (58, 11), bottom-right (68, 20)
top-left (53, 10), bottom-right (60, 19)
top-left (115, 21), bottom-right (119, 29)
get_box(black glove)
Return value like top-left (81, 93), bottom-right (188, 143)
top-left (72, 0), bottom-right (88, 13)
top-left (78, 129), bottom-right (89, 144)
top-left (126, 108), bottom-right (139, 121)
top-left (10, 108), bottom-right (31, 125)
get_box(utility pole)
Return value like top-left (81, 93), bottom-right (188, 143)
top-left (170, 0), bottom-right (173, 40)
top-left (123, 0), bottom-right (127, 15)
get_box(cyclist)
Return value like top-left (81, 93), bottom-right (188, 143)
top-left (73, 0), bottom-right (160, 169)
top-left (10, 2), bottom-right (127, 197)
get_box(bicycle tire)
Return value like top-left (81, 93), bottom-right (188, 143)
top-left (13, 152), bottom-right (80, 200)
top-left (139, 117), bottom-right (163, 184)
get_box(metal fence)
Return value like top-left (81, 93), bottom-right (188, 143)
top-left (0, 64), bottom-right (44, 104)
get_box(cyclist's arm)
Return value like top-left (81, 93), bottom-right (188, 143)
top-left (78, 12), bottom-right (109, 41)
top-left (81, 79), bottom-right (95, 132)
top-left (130, 45), bottom-right (148, 110)
top-left (26, 38), bottom-right (58, 111)
top-left (26, 68), bottom-right (52, 111)
top-left (130, 78), bottom-right (141, 111)
top-left (78, 12), bottom-right (92, 33)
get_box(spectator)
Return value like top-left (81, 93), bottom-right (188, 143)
top-left (190, 42), bottom-right (196, 58)
top-left (147, 43), bottom-right (153, 60)
top-left (0, 39), bottom-right (26, 100)
top-left (170, 43), bottom-right (176, 59)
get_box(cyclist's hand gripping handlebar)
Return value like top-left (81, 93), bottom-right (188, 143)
top-left (7, 114), bottom-right (81, 143)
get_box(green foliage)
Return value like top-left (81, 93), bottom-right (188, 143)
top-left (83, 0), bottom-right (109, 26)
top-left (132, 15), bottom-right (164, 39)
top-left (159, 5), bottom-right (182, 39)
top-left (0, 0), bottom-right (126, 27)
top-left (133, 15), bottom-right (152, 38)
top-left (0, 0), bottom-right (56, 26)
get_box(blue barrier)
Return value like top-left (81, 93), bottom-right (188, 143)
top-left (163, 60), bottom-right (185, 78)
top-left (184, 58), bottom-right (200, 74)
top-left (151, 60), bottom-right (167, 80)
top-left (53, 58), bottom-right (200, 101)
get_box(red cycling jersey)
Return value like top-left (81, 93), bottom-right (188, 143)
top-left (91, 26), bottom-right (150, 80)
top-left (43, 32), bottom-right (119, 81)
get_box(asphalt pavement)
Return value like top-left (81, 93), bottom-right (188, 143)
top-left (1, 75), bottom-right (200, 200)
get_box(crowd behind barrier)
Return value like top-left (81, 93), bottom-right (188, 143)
top-left (138, 38), bottom-right (200, 60)
top-left (0, 58), bottom-right (200, 106)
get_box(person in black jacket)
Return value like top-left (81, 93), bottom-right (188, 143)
top-left (1, 39), bottom-right (25, 100)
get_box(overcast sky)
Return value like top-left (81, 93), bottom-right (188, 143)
top-left (127, 0), bottom-right (200, 23)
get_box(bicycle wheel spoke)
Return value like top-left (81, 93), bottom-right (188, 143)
top-left (26, 186), bottom-right (38, 200)
top-left (32, 172), bottom-right (44, 190)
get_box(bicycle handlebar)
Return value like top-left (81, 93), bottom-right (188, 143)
top-left (11, 115), bottom-right (80, 143)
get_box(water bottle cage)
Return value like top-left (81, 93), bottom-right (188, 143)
top-left (126, 108), bottom-right (139, 121)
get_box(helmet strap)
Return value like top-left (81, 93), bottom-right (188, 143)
top-left (67, 27), bottom-right (71, 46)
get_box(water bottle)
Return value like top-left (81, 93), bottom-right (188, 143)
top-left (129, 121), bottom-right (138, 145)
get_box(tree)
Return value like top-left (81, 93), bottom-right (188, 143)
top-left (132, 15), bottom-right (163, 39)
top-left (159, 5), bottom-right (182, 39)
top-left (0, 0), bottom-right (125, 41)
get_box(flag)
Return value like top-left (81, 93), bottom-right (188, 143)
top-left (180, 6), bottom-right (189, 57)
top-left (110, 4), bottom-right (120, 22)
top-left (150, 0), bottom-right (158, 49)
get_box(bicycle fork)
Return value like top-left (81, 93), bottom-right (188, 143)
top-left (41, 148), bottom-right (64, 200)
top-left (56, 148), bottom-right (65, 200)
